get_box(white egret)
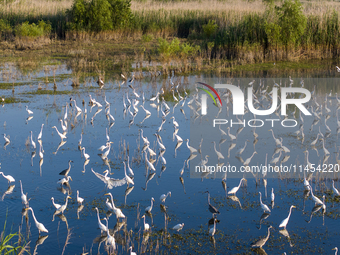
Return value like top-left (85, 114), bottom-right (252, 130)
top-left (332, 247), bottom-right (338, 255)
top-left (209, 218), bottom-right (218, 236)
top-left (141, 215), bottom-right (150, 231)
top-left (26, 207), bottom-right (48, 235)
top-left (37, 124), bottom-right (44, 140)
top-left (91, 169), bottom-right (126, 189)
top-left (30, 131), bottom-right (36, 149)
top-left (52, 126), bottom-right (67, 141)
top-left (127, 156), bottom-right (134, 176)
top-left (185, 139), bottom-right (197, 154)
top-left (271, 188), bottom-right (275, 203)
top-left (332, 180), bottom-right (340, 196)
top-left (55, 196), bottom-right (71, 214)
top-left (51, 197), bottom-right (62, 210)
top-left (145, 197), bottom-right (155, 213)
top-left (244, 151), bottom-right (257, 166)
top-left (144, 152), bottom-right (156, 172)
top-left (171, 116), bottom-right (179, 128)
top-left (82, 147), bottom-right (90, 160)
top-left (269, 129), bottom-right (282, 146)
top-left (0, 172), bottom-right (15, 184)
top-left (213, 141), bottom-right (224, 160)
top-left (20, 180), bottom-right (28, 207)
top-left (95, 207), bottom-right (107, 234)
top-left (104, 218), bottom-right (116, 250)
top-left (104, 193), bottom-right (126, 219)
top-left (123, 161), bottom-right (134, 187)
top-left (228, 178), bottom-right (246, 195)
top-left (3, 133), bottom-right (10, 143)
top-left (259, 192), bottom-right (271, 213)
top-left (236, 140), bottom-right (248, 155)
top-left (279, 205), bottom-right (296, 229)
top-left (160, 191), bottom-right (171, 203)
top-left (72, 99), bottom-right (82, 113)
top-left (307, 185), bottom-right (324, 205)
top-left (128, 246), bottom-right (137, 255)
top-left (26, 105), bottom-right (33, 115)
top-left (77, 190), bottom-right (84, 205)
top-left (173, 223), bottom-right (184, 232)
top-left (251, 226), bottom-right (273, 248)
top-left (227, 127), bottom-right (236, 140)
top-left (57, 176), bottom-right (72, 185)
top-left (321, 138), bottom-right (330, 155)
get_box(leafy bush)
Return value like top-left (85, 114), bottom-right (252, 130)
top-left (0, 19), bottom-right (12, 40)
top-left (67, 0), bottom-right (133, 32)
top-left (158, 37), bottom-right (200, 61)
top-left (15, 20), bottom-right (51, 37)
top-left (202, 20), bottom-right (218, 39)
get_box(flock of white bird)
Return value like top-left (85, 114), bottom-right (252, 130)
top-left (1, 74), bottom-right (340, 254)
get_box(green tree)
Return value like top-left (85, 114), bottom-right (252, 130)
top-left (276, 0), bottom-right (306, 55)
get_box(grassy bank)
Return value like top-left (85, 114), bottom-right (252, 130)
top-left (1, 0), bottom-right (340, 75)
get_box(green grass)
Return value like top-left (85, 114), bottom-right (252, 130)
top-left (22, 89), bottom-right (73, 95)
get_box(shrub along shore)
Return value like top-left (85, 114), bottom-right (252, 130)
top-left (0, 0), bottom-right (340, 75)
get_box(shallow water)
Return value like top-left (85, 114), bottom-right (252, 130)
top-left (0, 64), bottom-right (339, 255)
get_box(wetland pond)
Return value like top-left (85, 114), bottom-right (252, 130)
top-left (0, 62), bottom-right (340, 255)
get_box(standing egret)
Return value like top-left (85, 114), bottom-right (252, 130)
top-left (236, 140), bottom-right (248, 155)
top-left (228, 178), bottom-right (246, 195)
top-left (55, 196), bottom-right (71, 214)
top-left (259, 192), bottom-right (271, 213)
top-left (271, 188), bottom-right (275, 203)
top-left (160, 191), bottom-right (171, 203)
top-left (307, 185), bottom-right (324, 206)
top-left (209, 218), bottom-right (218, 236)
top-left (94, 207), bottom-right (107, 234)
top-left (52, 126), bottom-right (67, 141)
top-left (244, 152), bottom-right (257, 166)
top-left (123, 162), bottom-right (134, 187)
top-left (279, 205), bottom-right (296, 229)
top-left (51, 197), bottom-right (62, 210)
top-left (26, 105), bottom-right (33, 115)
top-left (185, 139), bottom-right (197, 154)
top-left (127, 156), bottom-right (134, 176)
top-left (128, 246), bottom-right (137, 255)
top-left (37, 124), bottom-right (44, 140)
top-left (332, 180), bottom-right (340, 196)
top-left (227, 127), bottom-right (236, 140)
top-left (82, 147), bottom-right (90, 160)
top-left (59, 160), bottom-right (73, 177)
top-left (104, 218), bottom-right (116, 251)
top-left (251, 225), bottom-right (273, 248)
top-left (3, 134), bottom-right (10, 143)
top-left (30, 131), bottom-right (36, 149)
top-left (20, 180), bottom-right (28, 207)
top-left (57, 176), bottom-right (72, 185)
top-left (141, 215), bottom-right (150, 231)
top-left (321, 138), bottom-right (330, 155)
top-left (205, 191), bottom-right (220, 216)
top-left (72, 99), bottom-right (82, 113)
top-left (26, 207), bottom-right (48, 235)
top-left (213, 141), bottom-right (224, 160)
top-left (104, 193), bottom-right (126, 219)
top-left (77, 190), bottom-right (84, 205)
top-left (173, 223), bottom-right (184, 232)
top-left (0, 172), bottom-right (15, 184)
top-left (145, 197), bottom-right (155, 213)
top-left (332, 247), bottom-right (338, 255)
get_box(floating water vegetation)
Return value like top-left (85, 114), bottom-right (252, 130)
top-left (0, 96), bottom-right (28, 104)
top-left (22, 89), bottom-right (72, 95)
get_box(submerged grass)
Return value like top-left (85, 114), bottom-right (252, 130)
top-left (22, 89), bottom-right (73, 95)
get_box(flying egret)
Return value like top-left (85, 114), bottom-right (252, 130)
top-left (173, 223), bottom-right (184, 232)
top-left (251, 225), bottom-right (273, 248)
top-left (160, 191), bottom-right (171, 203)
top-left (0, 172), bottom-right (15, 184)
top-left (228, 178), bottom-right (246, 195)
top-left (77, 190), bottom-right (84, 205)
top-left (91, 169), bottom-right (126, 189)
top-left (279, 205), bottom-right (296, 229)
top-left (145, 197), bottom-right (155, 213)
top-left (259, 192), bottom-right (271, 213)
top-left (26, 207), bottom-right (48, 235)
